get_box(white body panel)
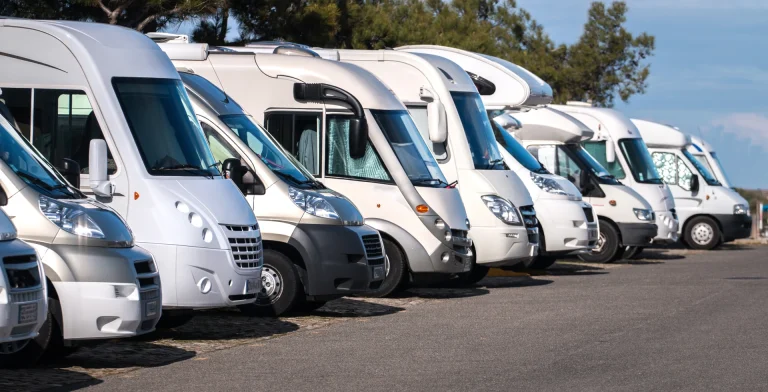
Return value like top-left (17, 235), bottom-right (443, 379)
top-left (689, 136), bottom-right (733, 188)
top-left (0, 20), bottom-right (261, 309)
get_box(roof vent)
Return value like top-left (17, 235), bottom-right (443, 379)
top-left (273, 46), bottom-right (320, 58)
top-left (146, 32), bottom-right (189, 44)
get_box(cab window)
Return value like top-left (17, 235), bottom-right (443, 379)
top-left (264, 112), bottom-right (321, 175)
top-left (652, 152), bottom-right (693, 191)
top-left (325, 115), bottom-right (391, 182)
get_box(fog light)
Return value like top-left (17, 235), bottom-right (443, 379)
top-left (441, 252), bottom-right (451, 263)
top-left (198, 277), bottom-right (212, 294)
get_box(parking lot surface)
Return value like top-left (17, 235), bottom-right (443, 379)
top-left (3, 245), bottom-right (767, 391)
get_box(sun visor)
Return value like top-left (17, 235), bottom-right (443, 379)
top-left (510, 107), bottom-right (593, 143)
top-left (631, 118), bottom-right (690, 148)
top-left (481, 55), bottom-right (553, 106)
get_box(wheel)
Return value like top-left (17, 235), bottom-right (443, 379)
top-left (684, 216), bottom-right (721, 250)
top-left (624, 246), bottom-right (644, 259)
top-left (239, 249), bottom-right (303, 317)
top-left (155, 310), bottom-right (195, 329)
top-left (529, 255), bottom-right (558, 270)
top-left (578, 219), bottom-right (621, 263)
top-left (0, 297), bottom-right (75, 367)
top-left (360, 238), bottom-right (407, 298)
top-left (295, 300), bottom-right (327, 313)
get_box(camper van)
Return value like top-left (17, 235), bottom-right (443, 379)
top-left (403, 46), bottom-right (598, 268)
top-left (633, 119), bottom-right (751, 249)
top-left (0, 207), bottom-right (47, 366)
top-left (688, 135), bottom-right (733, 189)
top-left (160, 42), bottom-right (472, 297)
top-left (178, 69), bottom-right (385, 315)
top-left (552, 103), bottom-right (679, 257)
top-left (0, 20), bottom-right (261, 328)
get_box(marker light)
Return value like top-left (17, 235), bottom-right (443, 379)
top-left (416, 204), bottom-right (429, 213)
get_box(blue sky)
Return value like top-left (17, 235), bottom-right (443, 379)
top-left (165, 1), bottom-right (768, 188)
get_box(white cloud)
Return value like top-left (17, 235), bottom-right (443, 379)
top-left (707, 113), bottom-right (768, 149)
top-left (629, 0), bottom-right (768, 10)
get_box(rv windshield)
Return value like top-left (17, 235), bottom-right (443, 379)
top-left (0, 115), bottom-right (81, 199)
top-left (451, 92), bottom-right (504, 170)
top-left (489, 115), bottom-right (548, 174)
top-left (710, 152), bottom-right (734, 186)
top-left (372, 110), bottom-right (448, 188)
top-left (682, 149), bottom-right (721, 186)
top-left (618, 138), bottom-right (663, 184)
top-left (221, 114), bottom-right (317, 187)
top-left (113, 78), bottom-right (220, 177)
top-left (565, 144), bottom-right (622, 185)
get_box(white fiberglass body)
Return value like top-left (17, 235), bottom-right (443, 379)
top-left (406, 46), bottom-right (598, 259)
top-left (161, 42), bottom-right (472, 294)
top-left (688, 136), bottom-right (733, 188)
top-left (0, 20), bottom-right (262, 311)
top-left (552, 104), bottom-right (679, 244)
top-left (633, 119), bottom-right (751, 247)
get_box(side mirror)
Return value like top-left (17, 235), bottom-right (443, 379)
top-left (492, 113), bottom-right (522, 132)
top-left (222, 158), bottom-right (266, 195)
top-left (0, 187), bottom-right (7, 206)
top-left (427, 101), bottom-right (447, 143)
top-left (88, 139), bottom-right (113, 197)
top-left (348, 118), bottom-right (368, 159)
top-left (691, 174), bottom-right (700, 193)
top-left (243, 169), bottom-right (266, 196)
top-left (606, 140), bottom-right (616, 163)
top-left (579, 169), bottom-right (592, 193)
top-left (59, 158), bottom-right (81, 189)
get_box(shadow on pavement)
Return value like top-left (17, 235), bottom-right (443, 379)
top-left (393, 286), bottom-right (491, 300)
top-left (481, 276), bottom-right (554, 288)
top-left (534, 262), bottom-right (609, 276)
top-left (147, 311), bottom-right (300, 341)
top-left (52, 341), bottom-right (195, 370)
top-left (299, 297), bottom-right (405, 318)
top-left (0, 368), bottom-right (101, 392)
top-left (631, 249), bottom-right (684, 261)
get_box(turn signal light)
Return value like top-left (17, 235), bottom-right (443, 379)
top-left (416, 204), bottom-right (429, 213)
top-left (609, 200), bottom-right (617, 206)
top-left (134, 192), bottom-right (140, 200)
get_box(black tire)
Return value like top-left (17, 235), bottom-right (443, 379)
top-left (360, 238), bottom-right (407, 298)
top-left (624, 246), bottom-right (643, 260)
top-left (529, 255), bottom-right (558, 270)
top-left (684, 216), bottom-right (721, 250)
top-left (239, 249), bottom-right (303, 317)
top-left (155, 310), bottom-right (195, 329)
top-left (578, 219), bottom-right (621, 263)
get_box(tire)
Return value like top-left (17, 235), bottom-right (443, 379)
top-left (624, 246), bottom-right (643, 260)
top-left (684, 216), bottom-right (721, 250)
top-left (360, 238), bottom-right (407, 298)
top-left (239, 249), bottom-right (303, 317)
top-left (0, 297), bottom-right (77, 367)
top-left (578, 219), bottom-right (621, 263)
top-left (529, 255), bottom-right (558, 270)
top-left (155, 310), bottom-right (195, 329)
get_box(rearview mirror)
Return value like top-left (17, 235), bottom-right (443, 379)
top-left (427, 101), bottom-right (447, 143)
top-left (349, 118), bottom-right (368, 159)
top-left (0, 187), bottom-right (7, 206)
top-left (89, 139), bottom-right (113, 197)
top-left (690, 174), bottom-right (700, 193)
top-left (59, 158), bottom-right (81, 189)
top-left (606, 140), bottom-right (616, 163)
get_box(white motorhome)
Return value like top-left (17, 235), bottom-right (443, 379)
top-left (0, 208), bottom-right (47, 366)
top-left (160, 43), bottom-right (472, 297)
top-left (405, 46), bottom-right (598, 268)
top-left (178, 69), bottom-right (385, 315)
top-left (688, 135), bottom-right (733, 189)
top-left (552, 103), bottom-right (679, 256)
top-left (0, 20), bottom-right (262, 327)
top-left (306, 48), bottom-right (539, 281)
top-left (633, 119), bottom-right (752, 249)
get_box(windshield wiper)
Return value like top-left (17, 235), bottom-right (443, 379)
top-left (16, 171), bottom-right (60, 191)
top-left (412, 178), bottom-right (455, 188)
top-left (274, 171), bottom-right (325, 189)
top-left (151, 164), bottom-right (214, 179)
top-left (488, 158), bottom-right (505, 167)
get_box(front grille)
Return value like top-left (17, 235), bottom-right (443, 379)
top-left (223, 224), bottom-right (263, 270)
top-left (3, 255), bottom-right (36, 265)
top-left (451, 229), bottom-right (472, 254)
top-left (229, 293), bottom-right (257, 301)
top-left (140, 289), bottom-right (160, 301)
top-left (10, 290), bottom-right (42, 303)
top-left (224, 224), bottom-right (259, 232)
top-left (134, 260), bottom-right (154, 274)
top-left (519, 206), bottom-right (539, 244)
top-left (583, 207), bottom-right (595, 223)
top-left (362, 234), bottom-right (384, 259)
top-left (10, 324), bottom-right (35, 337)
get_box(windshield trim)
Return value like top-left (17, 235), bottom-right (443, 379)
top-left (682, 149), bottom-right (721, 186)
top-left (618, 138), bottom-right (664, 185)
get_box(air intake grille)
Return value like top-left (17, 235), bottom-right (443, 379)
top-left (224, 224), bottom-right (259, 232)
top-left (223, 224), bottom-right (263, 269)
top-left (583, 207), bottom-right (595, 223)
top-left (519, 206), bottom-right (539, 244)
top-left (10, 290), bottom-right (42, 303)
top-left (362, 235), bottom-right (384, 259)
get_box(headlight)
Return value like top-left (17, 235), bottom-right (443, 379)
top-left (530, 172), bottom-right (580, 200)
top-left (288, 187), bottom-right (339, 220)
top-left (633, 208), bottom-right (654, 222)
top-left (39, 196), bottom-right (105, 238)
top-left (481, 195), bottom-right (522, 225)
top-left (734, 204), bottom-right (748, 215)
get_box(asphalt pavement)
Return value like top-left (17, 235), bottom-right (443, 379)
top-left (84, 246), bottom-right (768, 392)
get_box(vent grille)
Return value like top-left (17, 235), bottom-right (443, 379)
top-left (134, 260), bottom-right (155, 274)
top-left (519, 206), bottom-right (539, 244)
top-left (451, 229), bottom-right (472, 254)
top-left (10, 290), bottom-right (42, 303)
top-left (362, 235), bottom-right (384, 259)
top-left (224, 224), bottom-right (259, 232)
top-left (223, 224), bottom-right (263, 269)
top-left (583, 207), bottom-right (595, 223)
top-left (140, 289), bottom-right (160, 301)
top-left (4, 268), bottom-right (40, 290)
top-left (3, 255), bottom-right (36, 265)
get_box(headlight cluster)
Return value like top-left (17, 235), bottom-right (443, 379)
top-left (481, 195), bottom-right (522, 225)
top-left (530, 172), bottom-right (569, 196)
top-left (289, 187), bottom-right (339, 220)
top-left (0, 230), bottom-right (16, 241)
top-left (633, 208), bottom-right (655, 222)
top-left (39, 196), bottom-right (105, 238)
top-left (733, 204), bottom-right (748, 215)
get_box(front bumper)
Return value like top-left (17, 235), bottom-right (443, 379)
top-left (537, 200), bottom-right (599, 254)
top-left (617, 223), bottom-right (658, 247)
top-left (0, 243), bottom-right (47, 347)
top-left (714, 214), bottom-right (752, 242)
top-left (652, 210), bottom-right (679, 244)
top-left (471, 225), bottom-right (537, 267)
top-left (288, 224), bottom-right (382, 300)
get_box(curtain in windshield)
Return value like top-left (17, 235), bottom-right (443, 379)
top-left (489, 114), bottom-right (547, 173)
top-left (371, 110), bottom-right (447, 186)
top-left (618, 139), bottom-right (663, 184)
top-left (582, 141), bottom-right (625, 179)
top-left (326, 115), bottom-right (391, 182)
top-left (682, 149), bottom-right (720, 185)
top-left (113, 78), bottom-right (219, 177)
top-left (450, 92), bottom-right (504, 170)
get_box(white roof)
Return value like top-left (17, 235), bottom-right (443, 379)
top-left (509, 107), bottom-right (594, 143)
top-left (631, 118), bottom-right (690, 148)
top-left (689, 135), bottom-right (713, 154)
top-left (550, 104), bottom-right (641, 141)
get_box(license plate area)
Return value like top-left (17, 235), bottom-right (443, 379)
top-left (145, 300), bottom-right (158, 318)
top-left (245, 278), bottom-right (260, 294)
top-left (372, 266), bottom-right (385, 281)
top-left (18, 303), bottom-right (38, 324)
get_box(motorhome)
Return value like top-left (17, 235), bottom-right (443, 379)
top-left (303, 48), bottom-right (539, 281)
top-left (688, 135), bottom-right (733, 189)
top-left (160, 42), bottom-right (472, 297)
top-left (0, 100), bottom-right (160, 361)
top-left (0, 20), bottom-right (261, 327)
top-left (403, 46), bottom-right (598, 268)
top-left (0, 208), bottom-right (47, 366)
top-left (633, 119), bottom-right (751, 249)
top-left (551, 103), bottom-right (679, 256)
top-left (178, 69), bottom-right (385, 315)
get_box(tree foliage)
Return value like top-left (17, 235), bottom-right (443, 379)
top-left (0, 0), bottom-right (655, 104)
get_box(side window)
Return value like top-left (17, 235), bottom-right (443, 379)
top-left (528, 145), bottom-right (585, 190)
top-left (201, 122), bottom-right (240, 164)
top-left (652, 152), bottom-right (692, 191)
top-left (583, 141), bottom-right (625, 179)
top-left (0, 88), bottom-right (32, 139)
top-left (406, 105), bottom-right (447, 160)
top-left (264, 112), bottom-right (320, 175)
top-left (528, 145), bottom-right (556, 171)
top-left (676, 156), bottom-right (693, 191)
top-left (325, 115), bottom-right (391, 182)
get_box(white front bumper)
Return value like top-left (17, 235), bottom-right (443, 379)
top-left (536, 199), bottom-right (599, 254)
top-left (653, 211), bottom-right (680, 243)
top-left (471, 225), bottom-right (537, 267)
top-left (0, 289), bottom-right (47, 345)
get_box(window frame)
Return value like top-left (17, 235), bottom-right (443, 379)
top-left (263, 110), bottom-right (323, 176)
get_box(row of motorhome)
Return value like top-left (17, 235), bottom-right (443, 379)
top-left (0, 19), bottom-right (751, 366)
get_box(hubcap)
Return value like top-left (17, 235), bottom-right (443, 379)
top-left (594, 231), bottom-right (607, 253)
top-left (691, 222), bottom-right (714, 245)
top-left (259, 265), bottom-right (283, 304)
